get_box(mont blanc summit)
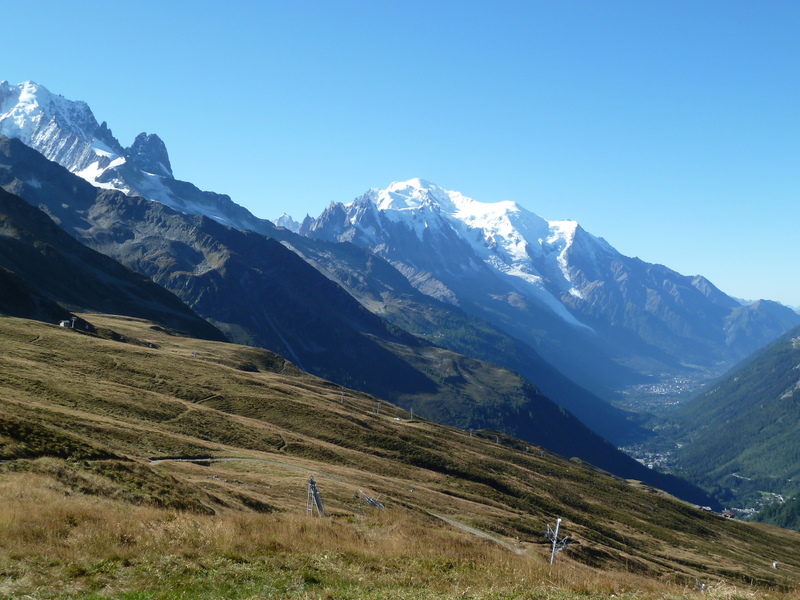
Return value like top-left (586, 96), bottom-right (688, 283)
top-left (301, 178), bottom-right (595, 327)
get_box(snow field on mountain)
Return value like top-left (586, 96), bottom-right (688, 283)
top-left (357, 178), bottom-right (591, 326)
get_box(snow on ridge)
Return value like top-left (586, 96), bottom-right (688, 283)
top-left (90, 138), bottom-right (118, 159)
top-left (1, 81), bottom-right (44, 143)
top-left (1, 81), bottom-right (96, 141)
top-left (386, 177), bottom-right (435, 193)
top-left (374, 178), bottom-right (454, 213)
top-left (547, 221), bottom-right (582, 297)
top-left (364, 179), bottom-right (585, 268)
top-left (349, 178), bottom-right (597, 329)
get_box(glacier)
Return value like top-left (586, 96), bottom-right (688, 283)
top-left (303, 178), bottom-right (598, 330)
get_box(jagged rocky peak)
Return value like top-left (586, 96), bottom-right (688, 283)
top-left (273, 213), bottom-right (301, 232)
top-left (126, 132), bottom-right (173, 178)
top-left (95, 121), bottom-right (125, 156)
top-left (690, 275), bottom-right (741, 308)
top-left (299, 201), bottom-right (354, 239)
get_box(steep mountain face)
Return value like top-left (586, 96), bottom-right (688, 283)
top-left (273, 227), bottom-right (647, 444)
top-left (0, 136), bottom-right (713, 504)
top-left (0, 80), bottom-right (268, 233)
top-left (667, 323), bottom-right (800, 510)
top-left (0, 186), bottom-right (226, 341)
top-left (299, 179), bottom-right (800, 395)
top-left (0, 92), bottom-right (643, 446)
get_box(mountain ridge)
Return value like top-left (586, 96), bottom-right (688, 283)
top-left (0, 80), bottom-right (269, 233)
top-left (0, 134), bottom-right (713, 504)
top-left (3, 80), bottom-right (797, 401)
top-left (298, 178), bottom-right (800, 396)
top-left (0, 185), bottom-right (225, 342)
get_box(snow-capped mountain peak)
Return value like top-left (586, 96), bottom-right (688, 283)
top-left (1, 80), bottom-right (93, 142)
top-left (273, 213), bottom-right (301, 232)
top-left (385, 177), bottom-right (435, 194)
top-left (1, 80), bottom-right (131, 190)
top-left (361, 179), bottom-right (575, 272)
top-left (370, 178), bottom-right (456, 212)
top-left (300, 176), bottom-right (800, 381)
top-left (303, 178), bottom-right (601, 329)
top-left (0, 80), bottom-right (270, 233)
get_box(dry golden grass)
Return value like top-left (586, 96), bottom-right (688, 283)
top-left (1, 314), bottom-right (799, 599)
top-left (0, 472), bottom-right (753, 600)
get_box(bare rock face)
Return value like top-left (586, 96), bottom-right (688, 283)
top-left (126, 132), bottom-right (173, 178)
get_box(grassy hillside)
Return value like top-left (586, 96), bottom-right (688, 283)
top-left (668, 325), bottom-right (800, 510)
top-left (1, 314), bottom-right (800, 598)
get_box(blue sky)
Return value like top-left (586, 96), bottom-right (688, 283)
top-left (4, 1), bottom-right (799, 306)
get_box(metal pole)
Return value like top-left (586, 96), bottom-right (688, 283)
top-left (307, 477), bottom-right (325, 517)
top-left (550, 518), bottom-right (561, 565)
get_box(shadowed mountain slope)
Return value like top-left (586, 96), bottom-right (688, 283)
top-left (273, 230), bottom-right (648, 445)
top-left (0, 135), bottom-right (709, 503)
top-left (0, 186), bottom-right (225, 341)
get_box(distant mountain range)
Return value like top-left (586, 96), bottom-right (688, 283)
top-left (3, 79), bottom-right (799, 511)
top-left (4, 80), bottom-right (797, 402)
top-left (0, 135), bottom-right (717, 505)
top-left (294, 178), bottom-right (800, 397)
